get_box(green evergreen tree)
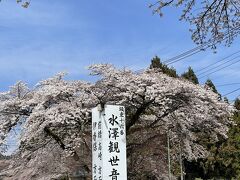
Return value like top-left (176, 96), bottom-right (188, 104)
top-left (214, 110), bottom-right (240, 179)
top-left (187, 99), bottom-right (240, 179)
top-left (205, 79), bottom-right (222, 100)
top-left (205, 79), bottom-right (218, 94)
top-left (223, 97), bottom-right (229, 104)
top-left (150, 56), bottom-right (178, 78)
top-left (234, 98), bottom-right (240, 110)
top-left (181, 67), bottom-right (199, 84)
top-left (150, 56), bottom-right (161, 69)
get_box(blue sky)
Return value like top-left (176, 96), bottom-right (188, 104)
top-left (0, 0), bottom-right (240, 102)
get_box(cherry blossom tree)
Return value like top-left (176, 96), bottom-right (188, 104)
top-left (15, 0), bottom-right (30, 8)
top-left (150, 0), bottom-right (240, 48)
top-left (0, 64), bottom-right (233, 179)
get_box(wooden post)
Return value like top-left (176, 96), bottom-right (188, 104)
top-left (167, 129), bottom-right (171, 180)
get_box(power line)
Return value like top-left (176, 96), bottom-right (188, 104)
top-left (229, 94), bottom-right (240, 102)
top-left (197, 54), bottom-right (240, 76)
top-left (163, 45), bottom-right (207, 64)
top-left (199, 58), bottom-right (240, 79)
top-left (217, 83), bottom-right (240, 87)
top-left (164, 34), bottom-right (239, 66)
top-left (162, 26), bottom-right (240, 65)
top-left (223, 87), bottom-right (240, 96)
top-left (196, 50), bottom-right (240, 73)
top-left (166, 49), bottom-right (203, 65)
top-left (134, 25), bottom-right (240, 73)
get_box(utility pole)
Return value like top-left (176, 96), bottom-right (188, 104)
top-left (167, 128), bottom-right (171, 180)
top-left (179, 141), bottom-right (183, 180)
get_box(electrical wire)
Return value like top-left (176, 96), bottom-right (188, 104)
top-left (222, 87), bottom-right (240, 96)
top-left (134, 26), bottom-right (240, 73)
top-left (166, 49), bottom-right (203, 65)
top-left (217, 83), bottom-right (240, 87)
top-left (163, 26), bottom-right (240, 65)
top-left (197, 54), bottom-right (240, 76)
top-left (196, 49), bottom-right (240, 73)
top-left (199, 58), bottom-right (240, 79)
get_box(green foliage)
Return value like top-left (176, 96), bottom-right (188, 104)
top-left (223, 97), bottom-right (229, 104)
top-left (150, 56), bottom-right (178, 78)
top-left (213, 111), bottom-right (240, 178)
top-left (185, 106), bottom-right (240, 179)
top-left (205, 79), bottom-right (218, 94)
top-left (234, 98), bottom-right (240, 110)
top-left (205, 79), bottom-right (222, 100)
top-left (181, 67), bottom-right (199, 84)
